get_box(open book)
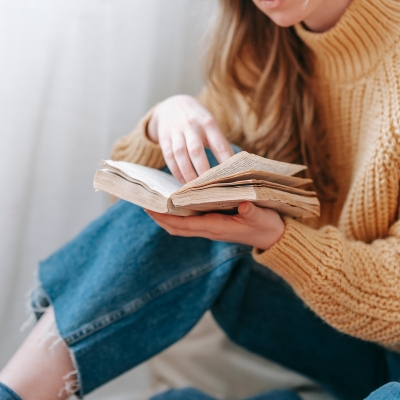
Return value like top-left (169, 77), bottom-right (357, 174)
top-left (93, 151), bottom-right (320, 218)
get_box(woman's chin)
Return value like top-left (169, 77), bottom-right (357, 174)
top-left (253, 0), bottom-right (305, 27)
top-left (268, 14), bottom-right (303, 27)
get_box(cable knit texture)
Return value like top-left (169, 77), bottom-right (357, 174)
top-left (111, 0), bottom-right (400, 348)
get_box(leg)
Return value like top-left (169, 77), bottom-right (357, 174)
top-left (365, 383), bottom-right (400, 400)
top-left (212, 263), bottom-right (394, 400)
top-left (0, 202), bottom-right (394, 400)
top-left (151, 388), bottom-right (215, 400)
top-left (0, 146), bottom-right (245, 399)
top-left (1, 199), bottom-right (250, 398)
top-left (0, 308), bottom-right (74, 400)
top-left (150, 387), bottom-right (302, 400)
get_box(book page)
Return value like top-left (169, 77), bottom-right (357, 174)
top-left (176, 171), bottom-right (312, 194)
top-left (181, 151), bottom-right (307, 190)
top-left (101, 160), bottom-right (182, 198)
top-left (176, 180), bottom-right (316, 197)
top-left (94, 170), bottom-right (169, 212)
top-left (94, 170), bottom-right (197, 216)
top-left (171, 186), bottom-right (319, 218)
top-left (178, 200), bottom-right (317, 219)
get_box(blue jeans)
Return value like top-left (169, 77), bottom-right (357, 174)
top-left (2, 383), bottom-right (400, 400)
top-left (2, 150), bottom-right (400, 400)
top-left (151, 384), bottom-right (400, 400)
top-left (151, 387), bottom-right (302, 400)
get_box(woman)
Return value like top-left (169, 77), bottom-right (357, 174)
top-left (1, 0), bottom-right (400, 399)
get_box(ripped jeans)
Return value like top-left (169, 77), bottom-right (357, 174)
top-left (3, 150), bottom-right (400, 400)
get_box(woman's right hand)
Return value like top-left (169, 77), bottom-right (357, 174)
top-left (147, 95), bottom-right (234, 184)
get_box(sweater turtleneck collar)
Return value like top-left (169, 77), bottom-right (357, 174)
top-left (294, 0), bottom-right (400, 82)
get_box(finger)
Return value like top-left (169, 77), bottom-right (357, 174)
top-left (158, 137), bottom-right (185, 184)
top-left (147, 212), bottom-right (201, 231)
top-left (238, 202), bottom-right (274, 226)
top-left (183, 126), bottom-right (210, 176)
top-left (238, 201), bottom-right (262, 223)
top-left (146, 211), bottom-right (208, 238)
top-left (202, 117), bottom-right (234, 163)
top-left (147, 211), bottom-right (226, 236)
top-left (172, 132), bottom-right (199, 182)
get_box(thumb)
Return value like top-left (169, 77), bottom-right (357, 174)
top-left (238, 202), bottom-right (259, 220)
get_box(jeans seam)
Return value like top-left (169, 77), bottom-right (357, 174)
top-left (64, 247), bottom-right (250, 345)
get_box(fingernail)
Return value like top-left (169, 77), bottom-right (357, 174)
top-left (241, 203), bottom-right (250, 214)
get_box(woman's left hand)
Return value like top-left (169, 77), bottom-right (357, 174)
top-left (146, 202), bottom-right (285, 251)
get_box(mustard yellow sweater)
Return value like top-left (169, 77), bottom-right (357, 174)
top-left (111, 0), bottom-right (400, 349)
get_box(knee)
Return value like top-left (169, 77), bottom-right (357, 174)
top-left (365, 382), bottom-right (400, 400)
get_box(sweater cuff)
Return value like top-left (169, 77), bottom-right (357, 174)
top-left (110, 108), bottom-right (165, 169)
top-left (252, 217), bottom-right (341, 296)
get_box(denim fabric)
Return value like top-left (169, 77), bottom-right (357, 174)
top-left (151, 388), bottom-right (216, 400)
top-left (0, 384), bottom-right (23, 400)
top-left (151, 387), bottom-right (302, 400)
top-left (150, 384), bottom-right (400, 400)
top-left (365, 383), bottom-right (400, 400)
top-left (26, 148), bottom-right (399, 399)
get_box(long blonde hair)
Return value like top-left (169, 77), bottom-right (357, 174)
top-left (205, 0), bottom-right (336, 200)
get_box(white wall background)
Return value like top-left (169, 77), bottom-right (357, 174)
top-left (0, 1), bottom-right (215, 398)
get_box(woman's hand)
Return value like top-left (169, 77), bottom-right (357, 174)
top-left (146, 202), bottom-right (285, 251)
top-left (147, 95), bottom-right (234, 184)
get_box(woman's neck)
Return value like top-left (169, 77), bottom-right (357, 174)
top-left (303, 0), bottom-right (353, 32)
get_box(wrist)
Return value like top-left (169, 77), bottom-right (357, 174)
top-left (272, 217), bottom-right (285, 245)
top-left (260, 215), bottom-right (285, 251)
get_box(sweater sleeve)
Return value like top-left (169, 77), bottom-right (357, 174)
top-left (253, 215), bottom-right (400, 348)
top-left (110, 107), bottom-right (165, 168)
top-left (110, 87), bottom-right (241, 167)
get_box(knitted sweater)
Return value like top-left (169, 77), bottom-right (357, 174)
top-left (111, 0), bottom-right (400, 349)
